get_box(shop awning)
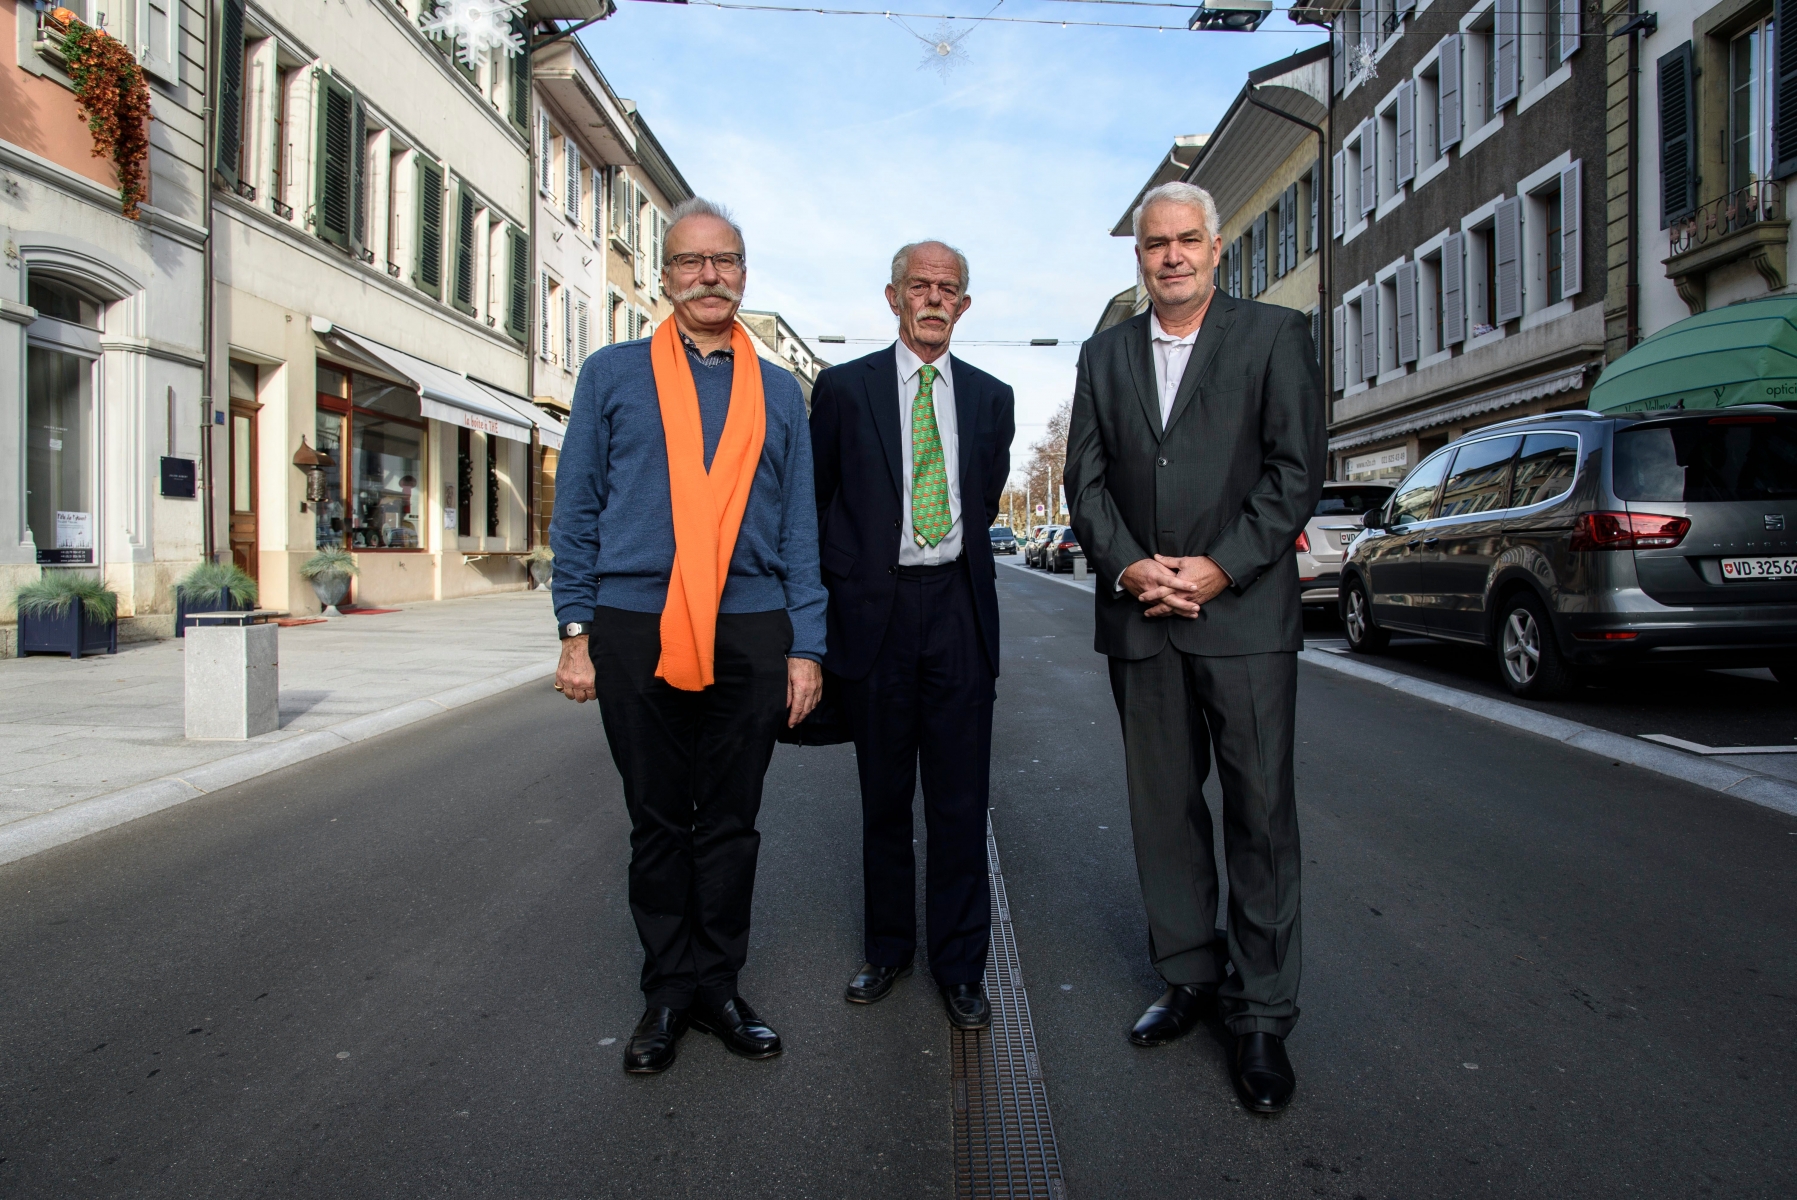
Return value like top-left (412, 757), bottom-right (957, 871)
top-left (324, 327), bottom-right (533, 442)
top-left (1589, 295), bottom-right (1797, 412)
top-left (470, 379), bottom-right (568, 450)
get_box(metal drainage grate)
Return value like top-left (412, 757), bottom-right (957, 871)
top-left (951, 816), bottom-right (1067, 1199)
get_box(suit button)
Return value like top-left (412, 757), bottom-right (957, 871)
top-left (888, 566), bottom-right (895, 574)
top-left (1157, 457), bottom-right (1168, 467)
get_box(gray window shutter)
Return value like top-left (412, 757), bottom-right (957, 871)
top-left (1359, 120), bottom-right (1377, 215)
top-left (1286, 184), bottom-right (1300, 273)
top-left (1559, 0), bottom-right (1580, 64)
top-left (414, 158), bottom-right (444, 300)
top-left (540, 272), bottom-right (552, 355)
top-left (505, 229), bottom-right (528, 340)
top-left (1309, 161), bottom-right (1320, 251)
top-left (1311, 306), bottom-right (1324, 366)
top-left (1332, 151), bottom-right (1346, 236)
top-left (453, 186), bottom-right (477, 316)
top-left (1494, 0), bottom-right (1521, 111)
top-left (1396, 79), bottom-right (1416, 188)
top-left (315, 76), bottom-right (355, 250)
top-left (1361, 293), bottom-right (1379, 379)
top-left (1253, 212), bottom-right (1267, 293)
top-left (1332, 305), bottom-right (1346, 388)
top-left (1778, 0), bottom-right (1797, 177)
top-left (1658, 43), bottom-right (1698, 226)
top-left (1442, 232), bottom-right (1467, 344)
top-left (214, 0), bottom-right (245, 186)
top-left (1494, 196), bottom-right (1523, 323)
top-left (1439, 34), bottom-right (1463, 150)
top-left (143, 0), bottom-right (179, 84)
top-left (1333, 27), bottom-right (1345, 94)
top-left (565, 142), bottom-right (581, 220)
top-left (1400, 0), bottom-right (1415, 12)
top-left (1396, 261), bottom-right (1419, 364)
top-left (1561, 161), bottom-right (1582, 298)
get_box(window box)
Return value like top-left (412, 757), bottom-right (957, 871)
top-left (1664, 182), bottom-right (1788, 313)
top-left (18, 606), bottom-right (117, 660)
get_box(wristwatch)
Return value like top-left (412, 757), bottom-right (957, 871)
top-left (559, 621), bottom-right (590, 640)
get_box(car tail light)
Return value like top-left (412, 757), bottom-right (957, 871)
top-left (1569, 511), bottom-right (1691, 550)
top-left (1295, 530), bottom-right (1311, 553)
top-left (1574, 630), bottom-right (1640, 641)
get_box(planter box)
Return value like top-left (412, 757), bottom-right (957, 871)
top-left (18, 607), bottom-right (118, 659)
top-left (175, 587), bottom-right (250, 637)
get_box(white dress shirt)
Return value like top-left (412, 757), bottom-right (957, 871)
top-left (1149, 310), bottom-right (1200, 429)
top-left (895, 340), bottom-right (962, 566)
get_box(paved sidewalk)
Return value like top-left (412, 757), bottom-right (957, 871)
top-left (0, 590), bottom-right (558, 836)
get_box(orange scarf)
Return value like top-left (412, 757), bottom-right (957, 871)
top-left (651, 318), bottom-right (767, 691)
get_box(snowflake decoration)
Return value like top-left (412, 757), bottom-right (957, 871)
top-left (1348, 42), bottom-right (1378, 83)
top-left (420, 0), bottom-right (528, 67)
top-left (916, 20), bottom-right (972, 77)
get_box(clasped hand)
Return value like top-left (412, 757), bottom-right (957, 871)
top-left (1120, 554), bottom-right (1229, 619)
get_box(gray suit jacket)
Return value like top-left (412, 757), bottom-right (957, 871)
top-left (1064, 294), bottom-right (1327, 661)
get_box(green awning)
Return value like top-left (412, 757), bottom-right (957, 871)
top-left (1588, 294), bottom-right (1797, 412)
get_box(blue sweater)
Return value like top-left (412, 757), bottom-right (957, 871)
top-left (549, 337), bottom-right (827, 661)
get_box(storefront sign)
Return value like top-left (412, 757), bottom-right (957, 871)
top-left (56, 510), bottom-right (93, 550)
top-left (160, 456), bottom-right (197, 498)
top-left (37, 547), bottom-right (94, 565)
top-left (1345, 447), bottom-right (1410, 480)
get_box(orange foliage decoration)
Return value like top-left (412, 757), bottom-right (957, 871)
top-left (59, 16), bottom-right (152, 219)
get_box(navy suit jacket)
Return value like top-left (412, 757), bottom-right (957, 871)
top-left (810, 345), bottom-right (1016, 681)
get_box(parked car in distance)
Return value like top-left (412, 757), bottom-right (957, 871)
top-left (1047, 527), bottom-right (1083, 573)
top-left (1299, 483), bottom-right (1395, 608)
top-left (1025, 525), bottom-right (1064, 568)
top-left (1339, 407), bottom-right (1797, 698)
top-left (990, 525), bottom-right (1018, 555)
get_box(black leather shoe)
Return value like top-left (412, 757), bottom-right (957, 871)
top-left (845, 962), bottom-right (913, 1004)
top-left (622, 1006), bottom-right (687, 1074)
top-left (1230, 1031), bottom-right (1296, 1113)
top-left (940, 982), bottom-right (991, 1029)
top-left (1128, 984), bottom-right (1215, 1047)
top-left (689, 995), bottom-right (783, 1060)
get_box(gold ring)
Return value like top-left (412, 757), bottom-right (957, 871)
top-left (553, 683), bottom-right (564, 692)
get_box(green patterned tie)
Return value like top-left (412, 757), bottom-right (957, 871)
top-left (910, 364), bottom-right (952, 547)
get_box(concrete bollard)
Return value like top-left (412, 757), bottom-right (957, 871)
top-left (185, 623), bottom-right (279, 740)
top-left (1073, 553), bottom-right (1088, 581)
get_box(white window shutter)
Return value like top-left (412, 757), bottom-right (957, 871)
top-left (576, 299), bottom-right (589, 366)
top-left (1332, 305), bottom-right (1346, 389)
top-left (1494, 0), bottom-right (1521, 110)
top-left (1439, 34), bottom-right (1463, 149)
top-left (1332, 151), bottom-right (1346, 236)
top-left (1395, 80), bottom-right (1416, 188)
top-left (538, 115), bottom-right (553, 194)
top-left (141, 0), bottom-right (179, 83)
top-left (540, 273), bottom-right (552, 359)
top-left (1359, 119), bottom-right (1377, 215)
top-left (1560, 0), bottom-right (1580, 63)
top-left (1495, 196), bottom-right (1523, 323)
top-left (1441, 233), bottom-right (1466, 344)
top-left (1361, 292), bottom-right (1379, 379)
top-left (565, 142), bottom-right (581, 220)
top-left (611, 170), bottom-right (627, 237)
top-left (592, 168), bottom-right (604, 237)
top-left (1560, 161), bottom-right (1582, 298)
top-left (1396, 261), bottom-right (1419, 364)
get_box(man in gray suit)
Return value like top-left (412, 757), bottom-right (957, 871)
top-left (1064, 180), bottom-right (1325, 1113)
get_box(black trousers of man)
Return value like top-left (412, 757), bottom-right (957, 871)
top-left (589, 606), bottom-right (792, 1011)
top-left (838, 561), bottom-right (993, 986)
top-left (1109, 647), bottom-right (1302, 1037)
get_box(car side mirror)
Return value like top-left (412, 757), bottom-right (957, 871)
top-left (1362, 505), bottom-right (1385, 529)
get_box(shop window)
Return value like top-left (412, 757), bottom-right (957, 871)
top-left (457, 426), bottom-right (474, 538)
top-left (485, 432), bottom-right (501, 538)
top-left (26, 348), bottom-right (96, 565)
top-left (314, 363), bottom-right (426, 550)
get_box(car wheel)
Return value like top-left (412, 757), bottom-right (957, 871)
top-left (1497, 592), bottom-right (1572, 699)
top-left (1341, 578), bottom-right (1388, 653)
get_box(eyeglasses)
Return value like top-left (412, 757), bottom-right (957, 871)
top-left (665, 252), bottom-right (746, 274)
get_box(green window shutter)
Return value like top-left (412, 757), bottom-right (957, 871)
top-left (415, 159), bottom-right (444, 299)
top-left (351, 99), bottom-right (367, 253)
top-left (453, 186), bottom-right (477, 315)
top-left (506, 228), bottom-right (530, 341)
top-left (214, 0), bottom-right (246, 187)
top-left (314, 75), bottom-right (355, 249)
top-left (509, 15), bottom-right (531, 131)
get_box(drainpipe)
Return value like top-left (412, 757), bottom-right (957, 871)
top-left (1614, 4), bottom-right (1659, 350)
top-left (201, 0), bottom-right (217, 563)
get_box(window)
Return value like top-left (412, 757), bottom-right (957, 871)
top-left (485, 432), bottom-right (501, 538)
top-left (456, 426), bottom-right (473, 538)
top-left (1378, 274), bottom-right (1399, 372)
top-left (1416, 59), bottom-right (1442, 171)
top-left (1615, 416), bottom-right (1797, 501)
top-left (1731, 22), bottom-right (1778, 193)
top-left (314, 366), bottom-right (426, 550)
top-left (1467, 219), bottom-right (1498, 335)
top-left (1388, 451), bottom-right (1452, 525)
top-left (1436, 435), bottom-right (1520, 516)
top-left (1510, 433), bottom-right (1579, 506)
top-left (1539, 178), bottom-right (1564, 305)
top-left (1416, 248), bottom-right (1443, 357)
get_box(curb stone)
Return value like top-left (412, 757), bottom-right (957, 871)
top-left (1299, 649), bottom-right (1797, 819)
top-left (0, 659), bottom-right (559, 869)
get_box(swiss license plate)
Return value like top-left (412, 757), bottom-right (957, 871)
top-left (1720, 556), bottom-right (1797, 580)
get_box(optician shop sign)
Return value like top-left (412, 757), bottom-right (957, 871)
top-left (1345, 447), bottom-right (1409, 480)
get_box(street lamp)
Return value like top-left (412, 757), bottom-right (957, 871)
top-left (1188, 0), bottom-right (1272, 32)
top-left (293, 436), bottom-right (331, 510)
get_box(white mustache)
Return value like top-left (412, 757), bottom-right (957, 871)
top-left (916, 307), bottom-right (953, 322)
top-left (673, 282), bottom-right (743, 303)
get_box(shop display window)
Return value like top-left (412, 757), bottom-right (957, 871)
top-left (314, 362), bottom-right (427, 550)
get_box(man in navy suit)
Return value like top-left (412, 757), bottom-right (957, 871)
top-left (810, 241), bottom-right (1016, 1028)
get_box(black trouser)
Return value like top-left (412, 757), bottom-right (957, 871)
top-left (589, 606), bottom-right (791, 1011)
top-left (1108, 647), bottom-right (1302, 1037)
top-left (839, 561), bottom-right (994, 986)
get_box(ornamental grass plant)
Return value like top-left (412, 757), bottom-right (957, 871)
top-left (175, 561), bottom-right (258, 607)
top-left (298, 547), bottom-right (359, 580)
top-left (14, 572), bottom-right (118, 622)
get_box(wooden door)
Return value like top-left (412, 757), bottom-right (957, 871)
top-left (229, 402), bottom-right (259, 580)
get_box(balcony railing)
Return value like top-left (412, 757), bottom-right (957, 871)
top-left (1669, 181), bottom-right (1784, 256)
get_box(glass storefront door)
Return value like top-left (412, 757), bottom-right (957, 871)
top-left (26, 345), bottom-right (96, 565)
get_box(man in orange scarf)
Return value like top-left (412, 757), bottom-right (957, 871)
top-left (550, 198), bottom-right (825, 1075)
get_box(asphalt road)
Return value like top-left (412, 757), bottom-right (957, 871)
top-left (2, 573), bottom-right (1794, 1198)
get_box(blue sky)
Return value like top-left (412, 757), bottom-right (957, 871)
top-left (578, 1), bottom-right (1324, 468)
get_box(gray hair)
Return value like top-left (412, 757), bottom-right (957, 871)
top-left (1132, 181), bottom-right (1220, 242)
top-left (665, 196), bottom-right (746, 258)
top-left (890, 240), bottom-right (970, 291)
